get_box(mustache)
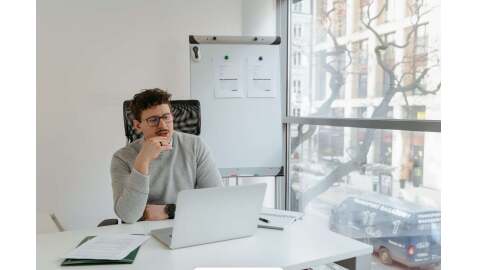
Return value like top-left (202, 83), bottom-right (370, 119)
top-left (155, 129), bottom-right (170, 135)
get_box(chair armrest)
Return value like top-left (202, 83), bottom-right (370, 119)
top-left (97, 218), bottom-right (119, 227)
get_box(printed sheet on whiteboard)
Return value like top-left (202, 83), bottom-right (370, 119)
top-left (247, 56), bottom-right (276, 98)
top-left (214, 56), bottom-right (244, 98)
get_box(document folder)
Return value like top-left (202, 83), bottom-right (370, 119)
top-left (61, 236), bottom-right (140, 266)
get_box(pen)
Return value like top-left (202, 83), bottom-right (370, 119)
top-left (259, 217), bottom-right (269, 223)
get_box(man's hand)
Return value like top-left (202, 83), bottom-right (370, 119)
top-left (139, 137), bottom-right (173, 161)
top-left (143, 204), bottom-right (169, 221)
top-left (134, 137), bottom-right (172, 175)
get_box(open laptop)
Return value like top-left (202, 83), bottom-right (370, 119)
top-left (151, 183), bottom-right (266, 249)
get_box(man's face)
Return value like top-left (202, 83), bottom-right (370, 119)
top-left (133, 104), bottom-right (174, 141)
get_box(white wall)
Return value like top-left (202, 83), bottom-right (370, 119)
top-left (37, 0), bottom-right (244, 230)
top-left (242, 0), bottom-right (276, 36)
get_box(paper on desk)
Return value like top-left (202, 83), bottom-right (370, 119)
top-left (261, 208), bottom-right (304, 220)
top-left (64, 234), bottom-right (150, 260)
top-left (258, 208), bottom-right (305, 230)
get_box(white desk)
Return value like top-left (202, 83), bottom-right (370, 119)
top-left (37, 215), bottom-right (372, 270)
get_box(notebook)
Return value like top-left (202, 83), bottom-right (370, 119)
top-left (258, 208), bottom-right (304, 230)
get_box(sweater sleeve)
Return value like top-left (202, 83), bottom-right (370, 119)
top-left (195, 138), bottom-right (224, 188)
top-left (110, 154), bottom-right (150, 223)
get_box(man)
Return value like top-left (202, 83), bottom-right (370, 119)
top-left (111, 89), bottom-right (223, 223)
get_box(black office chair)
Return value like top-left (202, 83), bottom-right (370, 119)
top-left (98, 100), bottom-right (201, 227)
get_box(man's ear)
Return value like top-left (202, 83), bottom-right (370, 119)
top-left (133, 119), bottom-right (143, 133)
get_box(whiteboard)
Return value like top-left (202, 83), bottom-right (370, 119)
top-left (190, 38), bottom-right (282, 171)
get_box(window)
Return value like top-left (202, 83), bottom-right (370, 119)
top-left (295, 1), bottom-right (439, 119)
top-left (312, 50), bottom-right (347, 101)
top-left (357, 0), bottom-right (370, 31)
top-left (293, 79), bottom-right (302, 96)
top-left (292, 107), bottom-right (302, 117)
top-left (289, 125), bottom-right (441, 269)
top-left (404, 23), bottom-right (430, 95)
top-left (314, 51), bottom-right (327, 100)
top-left (293, 51), bottom-right (303, 66)
top-left (317, 108), bottom-right (344, 157)
top-left (288, 1), bottom-right (441, 269)
top-left (315, 0), bottom-right (328, 43)
top-left (358, 74), bottom-right (367, 98)
top-left (378, 0), bottom-right (393, 24)
top-left (335, 51), bottom-right (346, 99)
top-left (332, 1), bottom-right (347, 36)
top-left (406, 0), bottom-right (430, 18)
top-left (384, 0), bottom-right (393, 23)
top-left (373, 107), bottom-right (394, 166)
top-left (354, 40), bottom-right (368, 98)
top-left (293, 1), bottom-right (303, 13)
top-left (416, 23), bottom-right (429, 58)
top-left (293, 24), bottom-right (303, 38)
top-left (376, 32), bottom-right (395, 97)
top-left (350, 107), bottom-right (368, 166)
top-left (401, 106), bottom-right (426, 187)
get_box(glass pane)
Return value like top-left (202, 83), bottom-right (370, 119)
top-left (289, 124), bottom-right (441, 270)
top-left (290, 0), bottom-right (441, 120)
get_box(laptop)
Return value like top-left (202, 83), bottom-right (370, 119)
top-left (151, 183), bottom-right (266, 249)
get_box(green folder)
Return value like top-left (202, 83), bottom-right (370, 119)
top-left (61, 236), bottom-right (140, 266)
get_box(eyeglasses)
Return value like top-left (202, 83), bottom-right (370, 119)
top-left (143, 113), bottom-right (173, 127)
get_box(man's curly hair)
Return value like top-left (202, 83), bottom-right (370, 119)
top-left (130, 88), bottom-right (172, 121)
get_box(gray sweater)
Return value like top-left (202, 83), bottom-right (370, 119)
top-left (110, 131), bottom-right (223, 223)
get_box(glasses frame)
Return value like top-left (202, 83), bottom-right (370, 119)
top-left (142, 113), bottom-right (173, 127)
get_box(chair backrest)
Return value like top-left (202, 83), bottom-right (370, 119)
top-left (123, 100), bottom-right (201, 143)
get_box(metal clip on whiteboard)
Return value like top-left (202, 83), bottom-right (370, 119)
top-left (191, 46), bottom-right (201, 62)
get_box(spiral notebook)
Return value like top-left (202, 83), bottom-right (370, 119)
top-left (258, 208), bottom-right (304, 230)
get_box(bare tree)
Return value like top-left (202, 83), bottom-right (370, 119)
top-left (291, 0), bottom-right (441, 209)
top-left (291, 0), bottom-right (351, 153)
